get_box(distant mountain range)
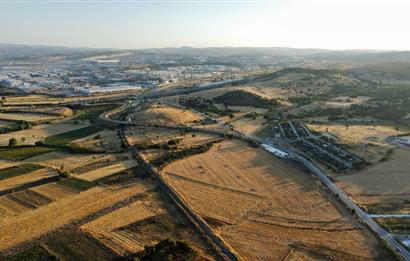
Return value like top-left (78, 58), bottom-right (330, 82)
top-left (1, 43), bottom-right (410, 69)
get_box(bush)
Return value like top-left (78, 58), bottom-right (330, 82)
top-left (132, 239), bottom-right (197, 261)
top-left (35, 141), bottom-right (45, 146)
top-left (8, 138), bottom-right (17, 147)
top-left (167, 139), bottom-right (178, 145)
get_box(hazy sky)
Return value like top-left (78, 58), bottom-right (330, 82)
top-left (0, 0), bottom-right (409, 50)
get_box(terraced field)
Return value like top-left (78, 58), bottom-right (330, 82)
top-left (160, 139), bottom-right (390, 260)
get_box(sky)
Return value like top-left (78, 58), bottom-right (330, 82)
top-left (0, 0), bottom-right (409, 50)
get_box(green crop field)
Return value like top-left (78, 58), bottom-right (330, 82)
top-left (0, 146), bottom-right (57, 160)
top-left (45, 126), bottom-right (104, 146)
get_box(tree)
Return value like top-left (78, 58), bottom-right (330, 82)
top-left (133, 239), bottom-right (197, 261)
top-left (8, 138), bottom-right (17, 147)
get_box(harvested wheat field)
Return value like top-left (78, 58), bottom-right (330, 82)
top-left (336, 148), bottom-right (410, 214)
top-left (0, 182), bottom-right (151, 253)
top-left (129, 104), bottom-right (204, 126)
top-left (0, 168), bottom-right (57, 192)
top-left (161, 139), bottom-right (390, 260)
top-left (0, 123), bottom-right (90, 146)
top-left (81, 199), bottom-right (158, 255)
top-left (0, 195), bottom-right (33, 219)
top-left (75, 160), bottom-right (138, 182)
top-left (82, 190), bottom-right (216, 259)
top-left (26, 151), bottom-right (112, 171)
top-left (30, 182), bottom-right (77, 201)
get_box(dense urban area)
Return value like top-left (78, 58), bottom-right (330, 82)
top-left (0, 45), bottom-right (409, 261)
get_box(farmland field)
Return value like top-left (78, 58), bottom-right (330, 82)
top-left (0, 146), bottom-right (57, 161)
top-left (82, 190), bottom-right (215, 259)
top-left (336, 148), bottom-right (410, 214)
top-left (26, 151), bottom-right (112, 172)
top-left (75, 160), bottom-right (138, 182)
top-left (0, 182), bottom-right (151, 252)
top-left (0, 164), bottom-right (43, 181)
top-left (160, 139), bottom-right (390, 260)
top-left (0, 112), bottom-right (58, 123)
top-left (30, 182), bottom-right (77, 201)
top-left (44, 125), bottom-right (104, 146)
top-left (0, 167), bottom-right (57, 192)
top-left (0, 123), bottom-right (90, 146)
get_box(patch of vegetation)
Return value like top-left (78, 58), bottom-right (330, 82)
top-left (151, 142), bottom-right (216, 167)
top-left (0, 146), bottom-right (57, 160)
top-left (4, 245), bottom-right (59, 261)
top-left (0, 163), bottom-right (43, 181)
top-left (57, 177), bottom-right (95, 191)
top-left (127, 238), bottom-right (197, 261)
top-left (213, 90), bottom-right (279, 108)
top-left (0, 120), bottom-right (32, 134)
top-left (182, 97), bottom-right (237, 116)
top-left (96, 167), bottom-right (143, 185)
top-left (45, 126), bottom-right (104, 146)
top-left (69, 105), bottom-right (115, 123)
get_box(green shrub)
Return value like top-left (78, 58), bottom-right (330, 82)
top-left (8, 138), bottom-right (17, 147)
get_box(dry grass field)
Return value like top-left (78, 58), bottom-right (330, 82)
top-left (0, 182), bottom-right (151, 252)
top-left (230, 116), bottom-right (266, 136)
top-left (0, 123), bottom-right (90, 146)
top-left (336, 148), bottom-right (410, 214)
top-left (307, 123), bottom-right (405, 163)
top-left (75, 160), bottom-right (138, 182)
top-left (129, 104), bottom-right (204, 126)
top-left (0, 112), bottom-right (58, 123)
top-left (1, 95), bottom-right (64, 105)
top-left (71, 129), bottom-right (122, 151)
top-left (161, 139), bottom-right (389, 260)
